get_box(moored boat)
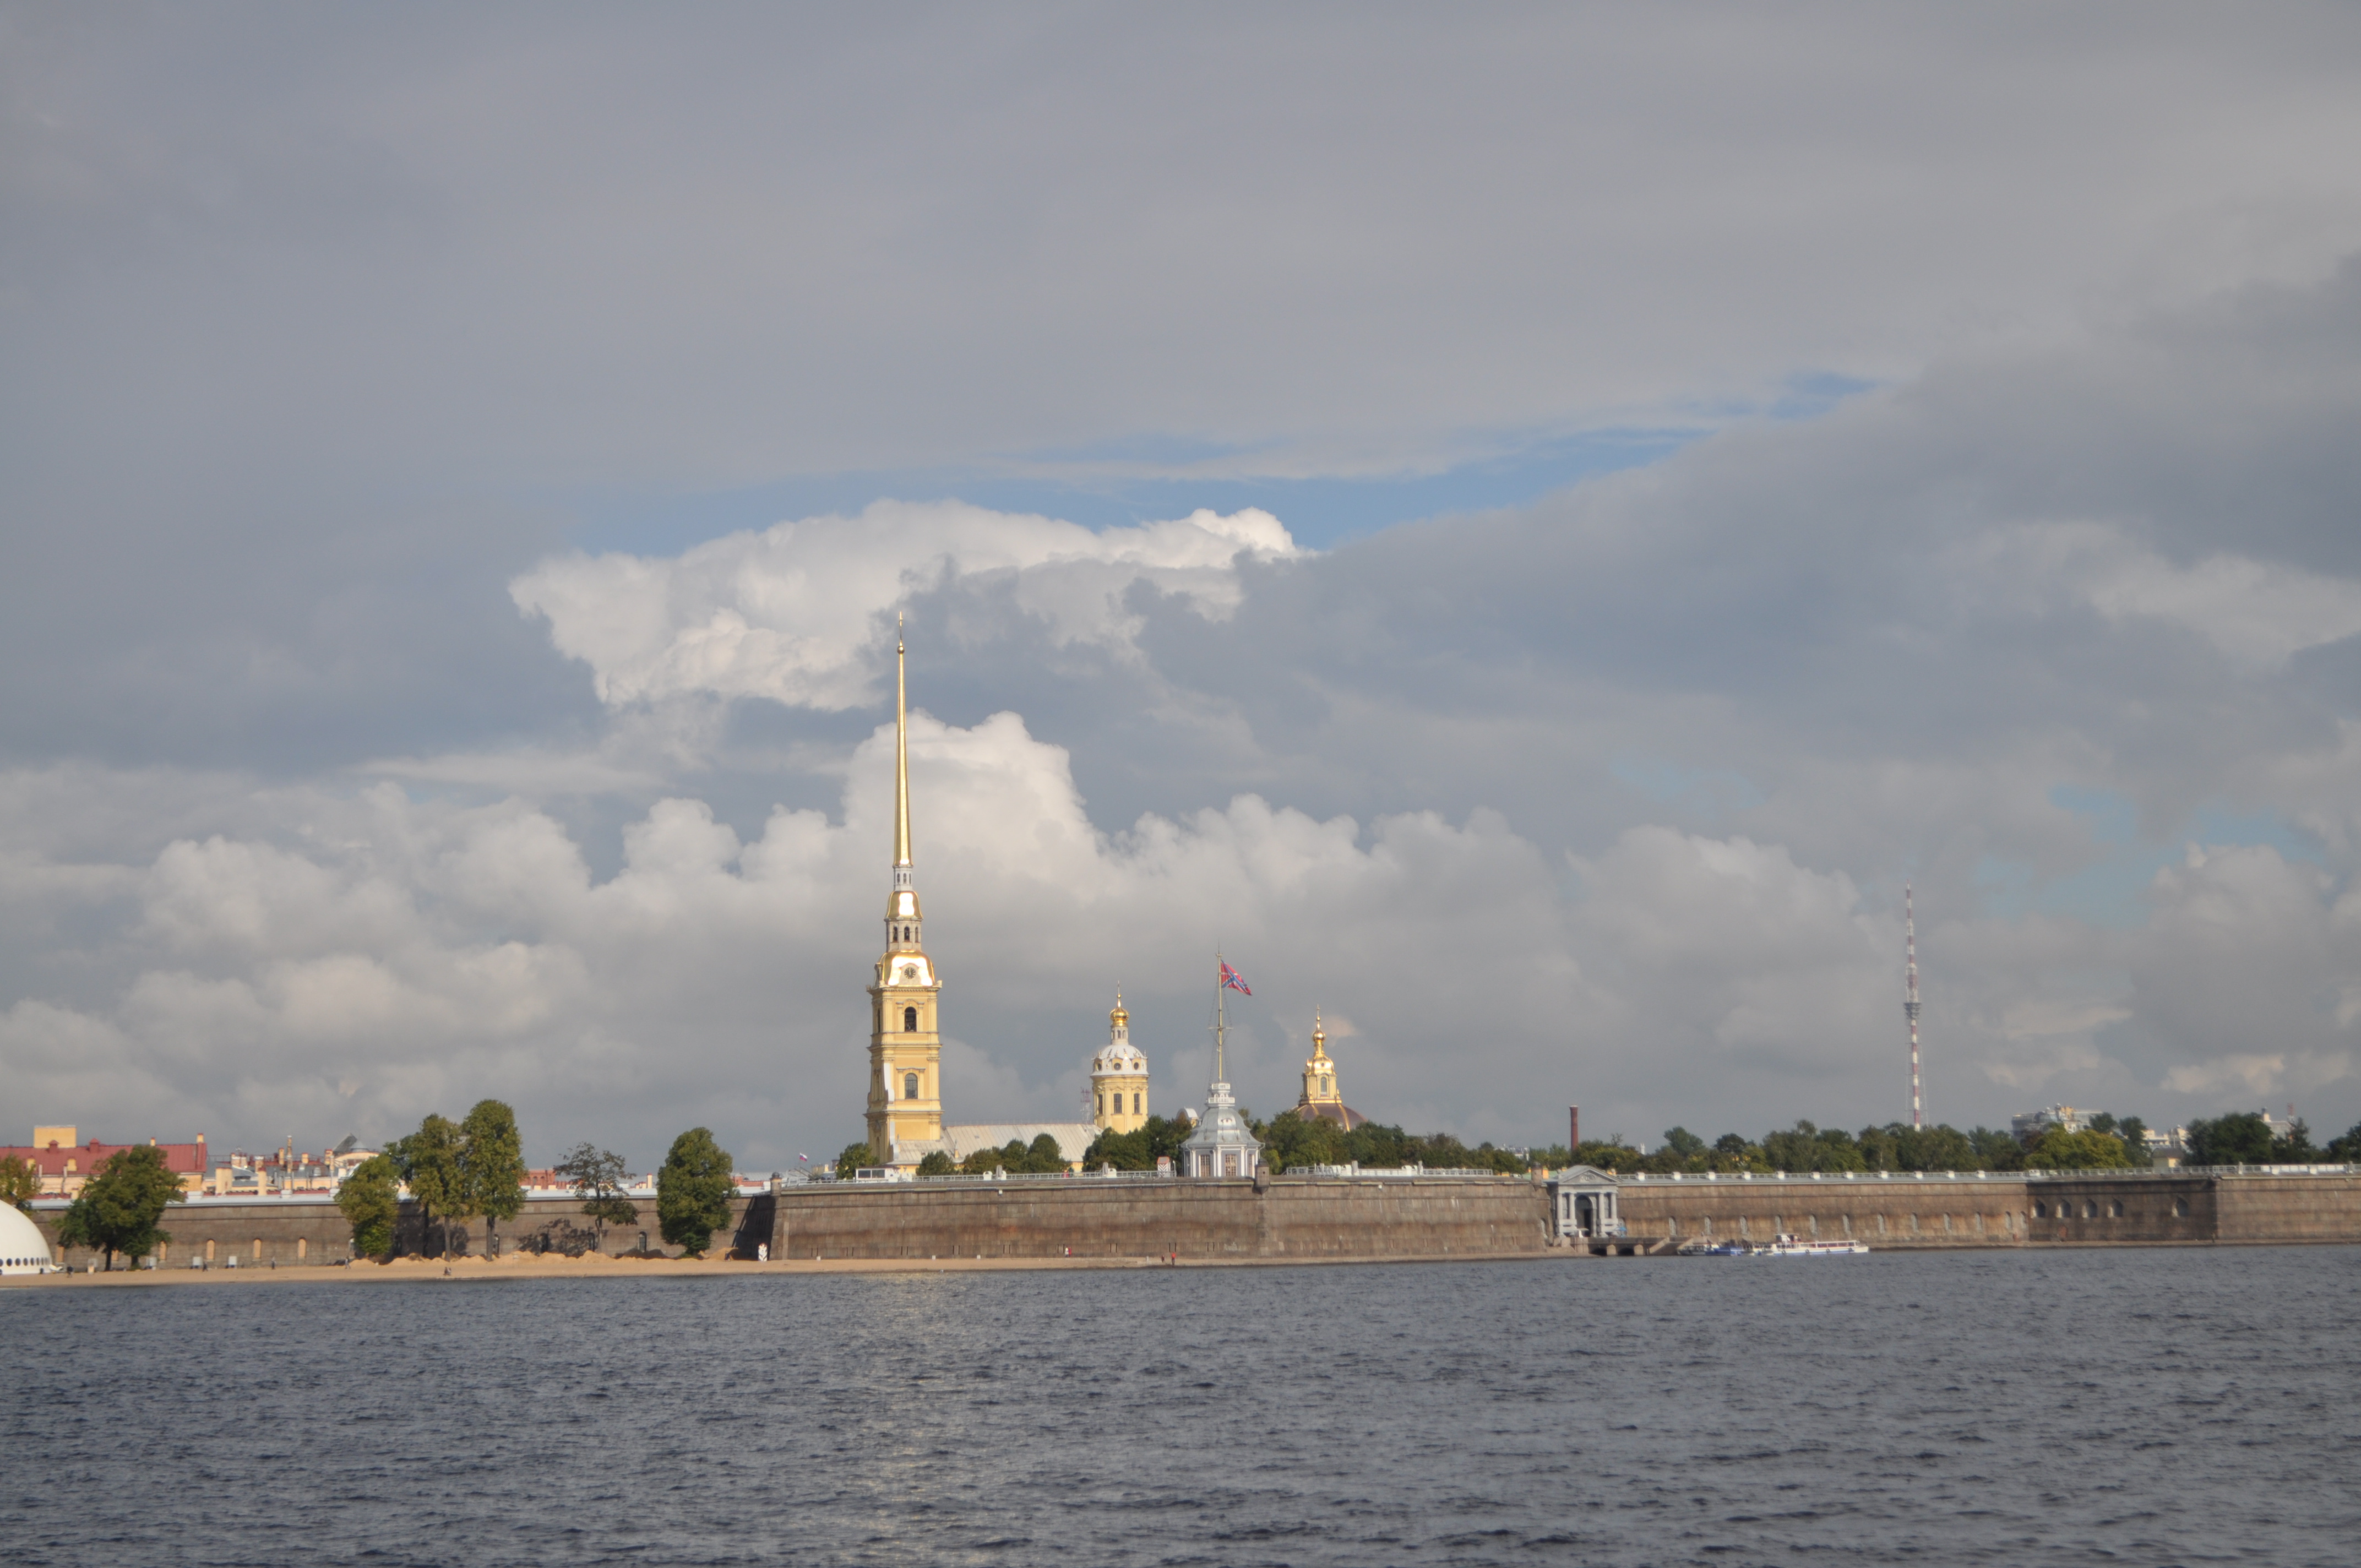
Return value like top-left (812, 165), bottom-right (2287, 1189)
top-left (1753, 1232), bottom-right (1868, 1256)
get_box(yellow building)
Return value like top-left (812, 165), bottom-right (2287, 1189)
top-left (866, 623), bottom-right (944, 1165)
top-left (1293, 1011), bottom-right (1368, 1129)
top-left (1089, 993), bottom-right (1149, 1134)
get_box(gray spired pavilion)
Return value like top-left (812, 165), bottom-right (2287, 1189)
top-left (1180, 956), bottom-right (1263, 1179)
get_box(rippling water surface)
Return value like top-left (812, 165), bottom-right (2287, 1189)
top-left (6, 1247), bottom-right (2358, 1566)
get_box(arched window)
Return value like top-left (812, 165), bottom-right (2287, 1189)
top-left (1131, 1093), bottom-right (1141, 1115)
top-left (904, 1006), bottom-right (918, 1032)
top-left (904, 1072), bottom-right (920, 1100)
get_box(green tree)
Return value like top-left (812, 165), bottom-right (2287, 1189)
top-left (554, 1142), bottom-right (638, 1249)
top-left (835, 1141), bottom-right (872, 1180)
top-left (2186, 1112), bottom-right (2273, 1167)
top-left (335, 1155), bottom-right (401, 1259)
top-left (1085, 1114), bottom-right (1196, 1170)
top-left (389, 1113), bottom-right (465, 1257)
top-left (1566, 1137), bottom-right (1642, 1172)
top-left (459, 1099), bottom-right (527, 1257)
top-left (2327, 1121), bottom-right (2361, 1162)
top-left (1967, 1126), bottom-right (2027, 1171)
top-left (0, 1153), bottom-right (39, 1212)
top-left (2115, 1116), bottom-right (2150, 1157)
top-left (1662, 1127), bottom-right (1706, 1159)
top-left (1257, 1111), bottom-right (1347, 1173)
top-left (54, 1146), bottom-right (183, 1269)
top-left (916, 1151), bottom-right (956, 1177)
top-left (657, 1127), bottom-right (735, 1256)
top-left (2024, 1126), bottom-right (2136, 1169)
top-left (1914, 1124), bottom-right (1981, 1171)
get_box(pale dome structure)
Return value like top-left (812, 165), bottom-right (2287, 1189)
top-left (0, 1202), bottom-right (55, 1275)
top-left (1090, 992), bottom-right (1150, 1134)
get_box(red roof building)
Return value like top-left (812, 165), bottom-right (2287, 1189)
top-left (0, 1126), bottom-right (209, 1197)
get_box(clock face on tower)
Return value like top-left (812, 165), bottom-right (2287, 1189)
top-left (899, 963), bottom-right (920, 982)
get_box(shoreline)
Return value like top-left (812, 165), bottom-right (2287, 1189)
top-left (8, 1237), bottom-right (2353, 1288)
top-left (2, 1249), bottom-right (1568, 1286)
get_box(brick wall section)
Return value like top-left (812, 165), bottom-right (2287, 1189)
top-left (2212, 1174), bottom-right (2361, 1241)
top-left (2018, 1176), bottom-right (2215, 1243)
top-left (1615, 1175), bottom-right (2037, 1248)
top-left (770, 1177), bottom-right (1555, 1260)
top-left (1609, 1172), bottom-right (2332, 1246)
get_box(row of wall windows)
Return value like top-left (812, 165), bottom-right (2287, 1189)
top-left (2032, 1199), bottom-right (2143, 1219)
top-left (1096, 1092), bottom-right (1143, 1116)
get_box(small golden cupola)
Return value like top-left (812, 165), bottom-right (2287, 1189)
top-left (1088, 990), bottom-right (1149, 1134)
top-left (1293, 1010), bottom-right (1368, 1129)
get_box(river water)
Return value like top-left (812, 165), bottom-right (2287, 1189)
top-left (4, 1246), bottom-right (2356, 1566)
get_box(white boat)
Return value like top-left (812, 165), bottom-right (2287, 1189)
top-left (1753, 1232), bottom-right (1868, 1256)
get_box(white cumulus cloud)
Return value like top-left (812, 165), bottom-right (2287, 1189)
top-left (510, 502), bottom-right (1303, 710)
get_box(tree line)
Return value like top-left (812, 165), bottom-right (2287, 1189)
top-left (1079, 1110), bottom-right (1539, 1175)
top-left (334, 1106), bottom-right (743, 1261)
top-left (1548, 1111), bottom-right (2361, 1176)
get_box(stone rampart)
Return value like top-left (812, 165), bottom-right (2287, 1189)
top-left (770, 1174), bottom-right (1554, 1260)
top-left (1614, 1173), bottom-right (2034, 1247)
top-left (27, 1168), bottom-right (2359, 1268)
top-left (2211, 1172), bottom-right (2361, 1242)
top-left (1610, 1168), bottom-right (2360, 1246)
top-left (30, 1190), bottom-right (774, 1270)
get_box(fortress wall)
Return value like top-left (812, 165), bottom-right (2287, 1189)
top-left (2021, 1176), bottom-right (2215, 1244)
top-left (31, 1172), bottom-right (2359, 1268)
top-left (32, 1191), bottom-right (769, 1269)
top-left (1614, 1172), bottom-right (2361, 1246)
top-left (770, 1176), bottom-right (1554, 1260)
top-left (2212, 1174), bottom-right (2361, 1241)
top-left (1615, 1177), bottom-right (2033, 1248)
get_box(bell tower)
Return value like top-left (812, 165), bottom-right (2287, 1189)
top-left (1301, 1011), bottom-right (1341, 1110)
top-left (867, 619), bottom-right (943, 1164)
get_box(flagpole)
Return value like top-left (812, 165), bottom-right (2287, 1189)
top-left (1214, 949), bottom-right (1226, 1085)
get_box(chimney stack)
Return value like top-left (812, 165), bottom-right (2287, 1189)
top-left (1569, 1105), bottom-right (1579, 1152)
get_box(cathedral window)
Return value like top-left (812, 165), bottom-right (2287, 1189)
top-left (904, 1072), bottom-right (920, 1100)
top-left (904, 1006), bottom-right (918, 1032)
top-left (1131, 1093), bottom-right (1140, 1115)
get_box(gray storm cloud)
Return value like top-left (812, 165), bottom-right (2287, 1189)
top-left (4, 8), bottom-right (2360, 1162)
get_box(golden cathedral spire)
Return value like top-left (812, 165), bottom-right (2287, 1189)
top-left (869, 613), bottom-right (940, 1166)
top-left (894, 613), bottom-right (912, 870)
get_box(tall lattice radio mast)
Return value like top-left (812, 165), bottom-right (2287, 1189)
top-left (1905, 881), bottom-right (1923, 1130)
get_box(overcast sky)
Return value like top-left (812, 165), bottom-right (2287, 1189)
top-left (7, 4), bottom-right (2361, 1169)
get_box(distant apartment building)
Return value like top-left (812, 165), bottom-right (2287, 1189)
top-left (0, 1126), bottom-right (209, 1196)
top-left (204, 1141), bottom-right (378, 1196)
top-left (2010, 1106), bottom-right (2093, 1140)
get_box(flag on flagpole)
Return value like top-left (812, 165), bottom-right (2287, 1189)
top-left (1220, 960), bottom-right (1252, 995)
